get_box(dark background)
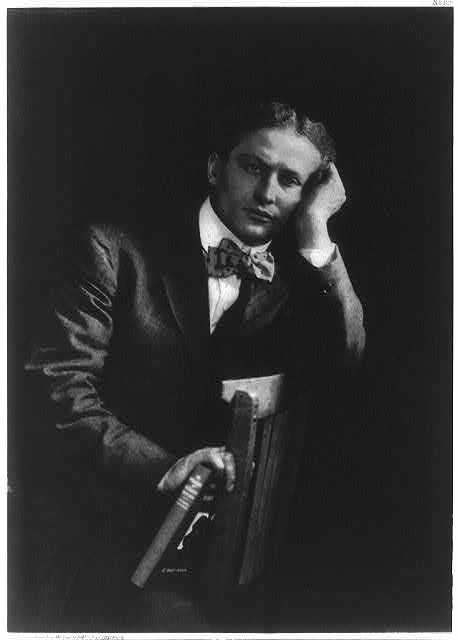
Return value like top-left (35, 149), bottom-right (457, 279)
top-left (8, 7), bottom-right (452, 631)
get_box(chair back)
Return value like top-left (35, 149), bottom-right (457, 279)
top-left (202, 373), bottom-right (305, 596)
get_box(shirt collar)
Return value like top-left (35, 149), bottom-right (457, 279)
top-left (199, 197), bottom-right (271, 255)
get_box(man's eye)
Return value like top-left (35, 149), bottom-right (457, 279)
top-left (244, 163), bottom-right (261, 175)
top-left (280, 174), bottom-right (301, 187)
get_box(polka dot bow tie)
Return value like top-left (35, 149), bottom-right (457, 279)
top-left (206, 238), bottom-right (275, 282)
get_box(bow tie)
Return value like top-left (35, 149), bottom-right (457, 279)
top-left (206, 238), bottom-right (275, 282)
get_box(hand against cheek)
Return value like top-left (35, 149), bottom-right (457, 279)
top-left (157, 446), bottom-right (236, 494)
top-left (295, 162), bottom-right (346, 251)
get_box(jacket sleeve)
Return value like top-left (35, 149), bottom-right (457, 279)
top-left (313, 245), bottom-right (366, 363)
top-left (287, 244), bottom-right (366, 374)
top-left (26, 225), bottom-right (177, 488)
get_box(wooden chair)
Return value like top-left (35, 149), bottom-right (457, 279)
top-left (132, 373), bottom-right (307, 600)
top-left (201, 373), bottom-right (306, 598)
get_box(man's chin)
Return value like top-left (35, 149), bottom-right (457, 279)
top-left (236, 222), bottom-right (276, 247)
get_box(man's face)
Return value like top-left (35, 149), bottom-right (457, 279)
top-left (209, 127), bottom-right (322, 246)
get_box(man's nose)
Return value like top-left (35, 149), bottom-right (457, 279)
top-left (254, 173), bottom-right (278, 205)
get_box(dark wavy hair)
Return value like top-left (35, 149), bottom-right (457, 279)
top-left (211, 99), bottom-right (336, 169)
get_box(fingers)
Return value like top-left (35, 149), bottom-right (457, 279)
top-left (222, 451), bottom-right (236, 492)
top-left (187, 446), bottom-right (236, 492)
top-left (188, 446), bottom-right (225, 468)
top-left (328, 162), bottom-right (346, 198)
top-left (159, 446), bottom-right (236, 494)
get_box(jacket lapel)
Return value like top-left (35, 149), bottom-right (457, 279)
top-left (161, 209), bottom-right (210, 360)
top-left (243, 272), bottom-right (289, 328)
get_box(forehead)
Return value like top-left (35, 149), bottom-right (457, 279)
top-left (231, 127), bottom-right (322, 176)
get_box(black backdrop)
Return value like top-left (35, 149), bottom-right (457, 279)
top-left (8, 8), bottom-right (452, 631)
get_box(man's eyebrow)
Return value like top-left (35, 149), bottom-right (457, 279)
top-left (237, 152), bottom-right (268, 166)
top-left (237, 153), bottom-right (303, 179)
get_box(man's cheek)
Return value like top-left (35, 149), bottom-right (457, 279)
top-left (277, 206), bottom-right (295, 228)
top-left (228, 173), bottom-right (252, 200)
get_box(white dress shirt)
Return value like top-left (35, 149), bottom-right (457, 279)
top-left (198, 197), bottom-right (336, 333)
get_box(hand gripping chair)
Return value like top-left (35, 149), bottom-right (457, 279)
top-left (132, 373), bottom-right (307, 605)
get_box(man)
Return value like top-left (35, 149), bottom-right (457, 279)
top-left (26, 100), bottom-right (365, 630)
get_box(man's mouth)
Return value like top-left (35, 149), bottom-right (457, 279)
top-left (245, 208), bottom-right (274, 223)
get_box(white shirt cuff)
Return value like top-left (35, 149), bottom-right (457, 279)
top-left (298, 243), bottom-right (337, 268)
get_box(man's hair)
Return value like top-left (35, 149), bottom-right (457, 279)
top-left (211, 99), bottom-right (336, 166)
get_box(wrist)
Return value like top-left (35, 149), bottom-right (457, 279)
top-left (297, 218), bottom-right (333, 252)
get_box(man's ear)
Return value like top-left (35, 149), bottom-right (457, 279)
top-left (207, 152), bottom-right (222, 187)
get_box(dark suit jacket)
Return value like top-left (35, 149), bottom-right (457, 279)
top-left (21, 205), bottom-right (365, 628)
top-left (27, 207), bottom-right (364, 485)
